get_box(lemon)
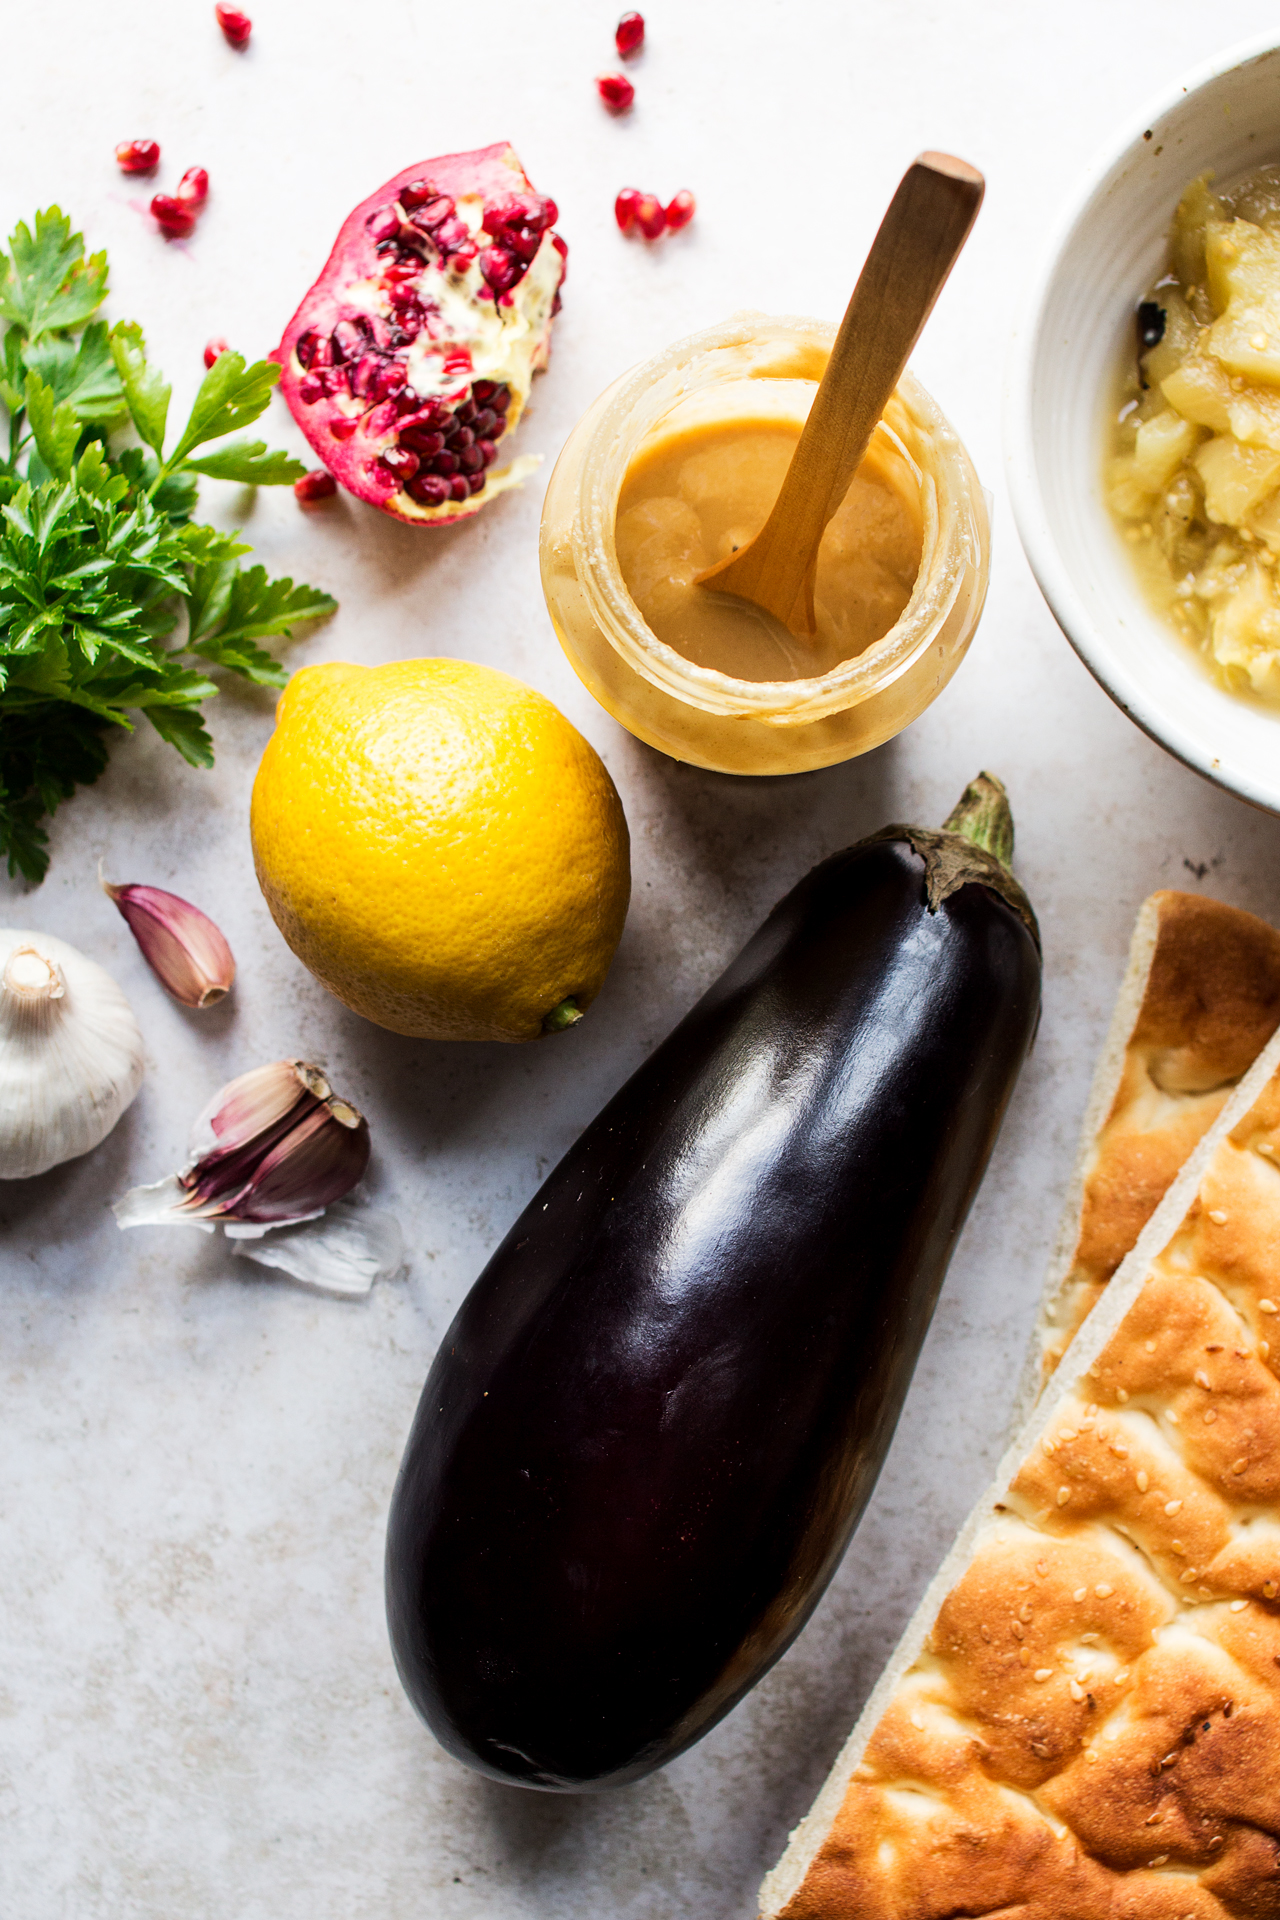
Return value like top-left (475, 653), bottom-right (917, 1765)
top-left (250, 659), bottom-right (631, 1042)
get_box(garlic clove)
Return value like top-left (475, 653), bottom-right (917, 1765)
top-left (0, 928), bottom-right (144, 1180)
top-left (114, 1058), bottom-right (371, 1231)
top-left (101, 874), bottom-right (235, 1008)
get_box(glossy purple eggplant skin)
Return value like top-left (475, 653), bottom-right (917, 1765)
top-left (386, 834), bottom-right (1041, 1790)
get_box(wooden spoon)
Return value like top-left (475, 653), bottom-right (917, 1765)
top-left (695, 152), bottom-right (984, 638)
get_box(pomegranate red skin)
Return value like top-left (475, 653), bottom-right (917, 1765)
top-left (272, 145), bottom-right (567, 528)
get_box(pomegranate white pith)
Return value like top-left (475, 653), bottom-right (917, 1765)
top-left (272, 144), bottom-right (567, 527)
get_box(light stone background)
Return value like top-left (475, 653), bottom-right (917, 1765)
top-left (6, 3), bottom-right (1280, 1915)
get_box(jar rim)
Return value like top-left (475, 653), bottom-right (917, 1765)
top-left (568, 311), bottom-right (986, 726)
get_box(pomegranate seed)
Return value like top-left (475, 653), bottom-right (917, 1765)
top-left (458, 446), bottom-right (484, 473)
top-left (176, 167), bottom-right (209, 209)
top-left (491, 387), bottom-right (511, 414)
top-left (294, 469), bottom-right (337, 505)
top-left (116, 139), bottom-right (160, 174)
top-left (401, 427), bottom-right (446, 456)
top-left (472, 379), bottom-right (496, 401)
top-left (151, 195), bottom-right (196, 239)
top-left (366, 205), bottom-right (401, 243)
top-left (616, 10), bottom-right (645, 55)
top-left (203, 337), bottom-right (230, 369)
top-left (665, 190), bottom-right (696, 232)
top-left (215, 4), bottom-right (252, 46)
top-left (597, 72), bottom-right (635, 112)
top-left (466, 472), bottom-right (486, 495)
top-left (450, 427), bottom-right (476, 452)
top-left (381, 446), bottom-right (420, 481)
top-left (298, 373), bottom-right (324, 404)
top-left (454, 399), bottom-right (478, 427)
top-left (479, 246), bottom-right (520, 295)
top-left (433, 452), bottom-right (459, 477)
top-left (614, 188), bottom-right (641, 233)
top-left (449, 476), bottom-right (471, 502)
top-left (406, 472), bottom-right (450, 507)
top-left (635, 193), bottom-right (666, 239)
top-left (398, 180), bottom-right (437, 210)
top-left (471, 408), bottom-right (498, 436)
top-left (329, 417), bottom-right (359, 440)
top-left (477, 439), bottom-right (498, 466)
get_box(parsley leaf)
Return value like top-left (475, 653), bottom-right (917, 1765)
top-left (0, 210), bottom-right (334, 880)
top-left (0, 210), bottom-right (109, 341)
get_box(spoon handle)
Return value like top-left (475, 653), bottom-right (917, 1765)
top-left (698, 152), bottom-right (984, 636)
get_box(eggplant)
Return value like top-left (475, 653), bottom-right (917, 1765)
top-left (386, 775), bottom-right (1041, 1790)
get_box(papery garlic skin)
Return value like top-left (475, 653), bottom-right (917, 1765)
top-left (0, 928), bottom-right (145, 1180)
top-left (101, 877), bottom-right (235, 1008)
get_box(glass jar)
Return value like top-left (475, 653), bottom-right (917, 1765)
top-left (539, 313), bottom-right (990, 775)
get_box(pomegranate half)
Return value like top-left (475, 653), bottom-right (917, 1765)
top-left (272, 145), bottom-right (567, 527)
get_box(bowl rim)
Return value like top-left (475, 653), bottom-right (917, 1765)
top-left (1004, 29), bottom-right (1280, 816)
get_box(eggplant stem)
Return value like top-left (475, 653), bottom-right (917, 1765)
top-left (942, 771), bottom-right (1014, 871)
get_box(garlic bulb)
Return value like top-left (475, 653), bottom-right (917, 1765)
top-left (0, 928), bottom-right (145, 1179)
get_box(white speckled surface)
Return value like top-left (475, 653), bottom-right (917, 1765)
top-left (6, 4), bottom-right (1280, 1915)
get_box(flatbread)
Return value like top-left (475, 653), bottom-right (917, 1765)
top-left (1028, 892), bottom-right (1280, 1409)
top-left (760, 915), bottom-right (1280, 1920)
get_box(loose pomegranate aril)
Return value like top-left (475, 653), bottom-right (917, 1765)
top-left (151, 195), bottom-right (197, 239)
top-left (203, 337), bottom-right (230, 369)
top-left (116, 139), bottom-right (160, 174)
top-left (665, 189), bottom-right (696, 232)
top-left (176, 167), bottom-right (209, 208)
top-left (215, 3), bottom-right (252, 46)
top-left (635, 192), bottom-right (666, 239)
top-left (294, 469), bottom-right (337, 504)
top-left (272, 147), bottom-right (566, 525)
top-left (615, 188), bottom-right (641, 233)
top-left (616, 10), bottom-right (645, 55)
top-left (597, 72), bottom-right (635, 112)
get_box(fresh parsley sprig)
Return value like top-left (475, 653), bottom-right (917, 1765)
top-left (0, 208), bottom-right (335, 881)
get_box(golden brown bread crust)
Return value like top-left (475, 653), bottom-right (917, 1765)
top-left (769, 1023), bottom-right (1280, 1920)
top-left (1040, 892), bottom-right (1280, 1385)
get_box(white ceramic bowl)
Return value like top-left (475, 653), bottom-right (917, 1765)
top-left (1006, 34), bottom-right (1280, 814)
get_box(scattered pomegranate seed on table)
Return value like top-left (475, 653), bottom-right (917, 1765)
top-left (635, 192), bottom-right (666, 239)
top-left (597, 72), bottom-right (635, 112)
top-left (115, 139), bottom-right (160, 174)
top-left (203, 338), bottom-right (230, 369)
top-left (665, 190), bottom-right (696, 231)
top-left (295, 469), bottom-right (337, 505)
top-left (615, 10), bottom-right (645, 56)
top-left (215, 3), bottom-right (252, 46)
top-left (614, 188), bottom-right (641, 233)
top-left (176, 167), bottom-right (209, 209)
top-left (151, 195), bottom-right (197, 239)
